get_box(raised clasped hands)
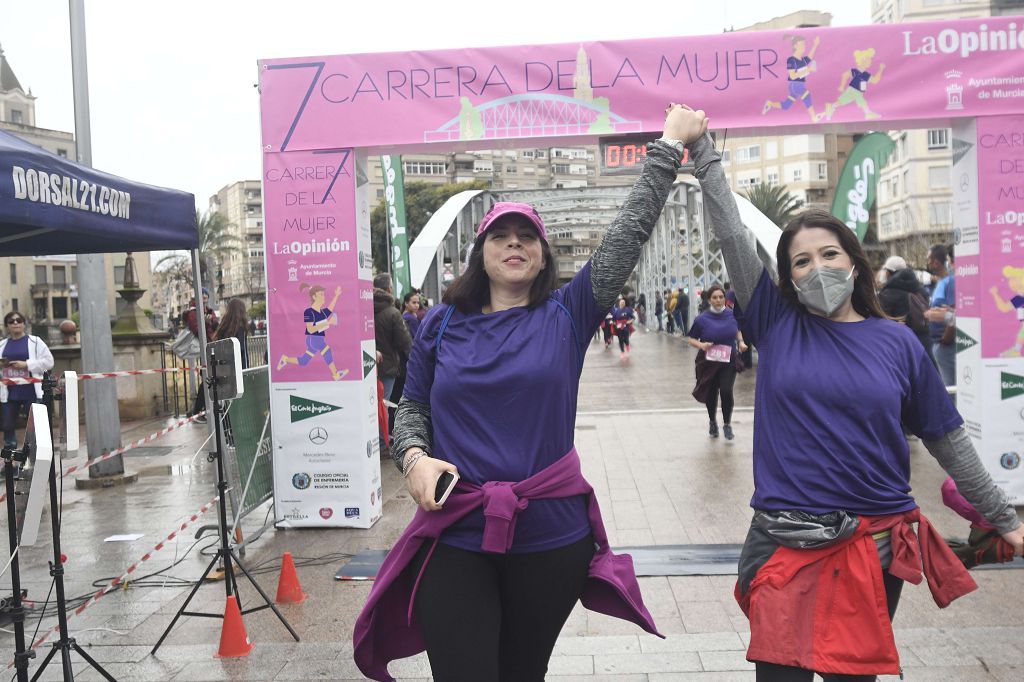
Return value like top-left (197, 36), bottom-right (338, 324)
top-left (1001, 525), bottom-right (1024, 557)
top-left (664, 104), bottom-right (709, 144)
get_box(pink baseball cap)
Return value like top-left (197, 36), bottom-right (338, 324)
top-left (476, 202), bottom-right (547, 242)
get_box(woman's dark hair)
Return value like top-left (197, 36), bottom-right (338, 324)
top-left (777, 209), bottom-right (888, 319)
top-left (215, 299), bottom-right (248, 341)
top-left (402, 291), bottom-right (420, 306)
top-left (443, 221), bottom-right (558, 313)
top-left (3, 311), bottom-right (26, 326)
top-left (703, 284), bottom-right (726, 303)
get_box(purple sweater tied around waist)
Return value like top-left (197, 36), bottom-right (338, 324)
top-left (352, 448), bottom-right (663, 681)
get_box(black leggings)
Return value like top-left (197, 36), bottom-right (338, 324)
top-left (411, 534), bottom-right (594, 682)
top-left (618, 326), bottom-right (631, 351)
top-left (754, 571), bottom-right (904, 682)
top-left (706, 363), bottom-right (736, 423)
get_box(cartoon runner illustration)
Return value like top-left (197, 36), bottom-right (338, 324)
top-left (821, 48), bottom-right (886, 121)
top-left (762, 35), bottom-right (820, 122)
top-left (990, 266), bottom-right (1024, 357)
top-left (276, 283), bottom-right (349, 380)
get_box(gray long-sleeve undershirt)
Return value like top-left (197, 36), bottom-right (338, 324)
top-left (391, 142), bottom-right (683, 471)
top-left (687, 134), bottom-right (1019, 534)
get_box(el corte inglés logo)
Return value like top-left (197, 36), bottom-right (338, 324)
top-left (1001, 372), bottom-right (1024, 400)
top-left (955, 328), bottom-right (978, 354)
top-left (289, 394), bottom-right (342, 422)
top-left (362, 351), bottom-right (376, 378)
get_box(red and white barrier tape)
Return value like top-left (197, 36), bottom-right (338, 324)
top-left (0, 366), bottom-right (201, 386)
top-left (0, 412), bottom-right (206, 503)
top-left (7, 495), bottom-right (220, 663)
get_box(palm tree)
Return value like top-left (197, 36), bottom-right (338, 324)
top-left (156, 210), bottom-right (241, 302)
top-left (742, 182), bottom-right (804, 229)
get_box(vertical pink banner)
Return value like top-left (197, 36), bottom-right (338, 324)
top-left (263, 150), bottom-right (369, 381)
top-left (977, 115), bottom-right (1024, 359)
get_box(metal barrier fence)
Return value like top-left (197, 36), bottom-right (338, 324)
top-left (159, 335), bottom-right (268, 417)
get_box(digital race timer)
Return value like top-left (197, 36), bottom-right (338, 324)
top-left (598, 133), bottom-right (698, 175)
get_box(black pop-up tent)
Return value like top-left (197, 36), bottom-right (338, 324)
top-left (0, 129), bottom-right (197, 254)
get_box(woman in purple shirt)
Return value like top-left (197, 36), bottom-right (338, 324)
top-left (0, 311), bottom-right (54, 450)
top-left (686, 284), bottom-right (747, 440)
top-left (402, 291), bottom-right (422, 340)
top-left (387, 106), bottom-right (707, 681)
top-left (680, 106), bottom-right (1023, 680)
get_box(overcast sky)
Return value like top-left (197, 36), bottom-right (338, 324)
top-left (3, 0), bottom-right (871, 213)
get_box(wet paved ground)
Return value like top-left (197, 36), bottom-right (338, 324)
top-left (2, 326), bottom-right (1023, 680)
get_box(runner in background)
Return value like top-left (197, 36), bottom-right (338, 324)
top-left (687, 285), bottom-right (746, 440)
top-left (612, 296), bottom-right (636, 361)
top-left (600, 309), bottom-right (616, 349)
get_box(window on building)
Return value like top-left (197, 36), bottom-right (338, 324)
top-left (35, 265), bottom-right (47, 283)
top-left (736, 145), bottom-right (761, 162)
top-left (553, 163), bottom-right (570, 174)
top-left (903, 170), bottom-right (910, 193)
top-left (9, 264), bottom-right (15, 284)
top-left (376, 189), bottom-right (384, 199)
top-left (57, 149), bottom-right (68, 158)
top-left (52, 267), bottom-right (66, 285)
top-left (10, 109), bottom-right (23, 124)
top-left (929, 201), bottom-right (952, 227)
top-left (11, 298), bottom-right (18, 315)
top-left (816, 163), bottom-right (828, 180)
top-left (927, 128), bottom-right (950, 150)
top-left (404, 161), bottom-right (447, 175)
top-left (52, 297), bottom-right (68, 319)
top-left (767, 171), bottom-right (779, 186)
top-left (34, 299), bottom-right (47, 320)
top-left (928, 166), bottom-right (951, 189)
top-left (792, 168), bottom-right (803, 182)
top-left (70, 266), bottom-right (77, 284)
top-left (892, 176), bottom-right (899, 197)
top-left (520, 150), bottom-right (535, 159)
top-left (505, 166), bottom-right (516, 175)
top-left (536, 151), bottom-right (546, 158)
top-left (114, 265), bottom-right (125, 285)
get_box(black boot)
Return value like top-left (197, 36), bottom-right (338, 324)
top-left (709, 421), bottom-right (719, 438)
top-left (723, 424), bottom-right (734, 440)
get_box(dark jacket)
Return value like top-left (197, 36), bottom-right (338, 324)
top-left (373, 289), bottom-right (412, 379)
top-left (879, 269), bottom-right (929, 349)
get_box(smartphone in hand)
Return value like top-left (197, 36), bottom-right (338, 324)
top-left (434, 471), bottom-right (459, 507)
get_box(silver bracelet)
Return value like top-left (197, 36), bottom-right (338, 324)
top-left (402, 451), bottom-right (426, 477)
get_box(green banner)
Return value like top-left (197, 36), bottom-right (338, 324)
top-left (830, 132), bottom-right (896, 242)
top-left (381, 155), bottom-right (412, 300)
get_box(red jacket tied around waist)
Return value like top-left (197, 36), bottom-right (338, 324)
top-left (736, 509), bottom-right (976, 676)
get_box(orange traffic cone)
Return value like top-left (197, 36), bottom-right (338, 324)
top-left (275, 552), bottom-right (307, 604)
top-left (215, 595), bottom-right (254, 658)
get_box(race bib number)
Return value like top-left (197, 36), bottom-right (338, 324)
top-left (706, 344), bottom-right (732, 363)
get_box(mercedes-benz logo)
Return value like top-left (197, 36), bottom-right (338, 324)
top-left (962, 366), bottom-right (973, 385)
top-left (309, 427), bottom-right (328, 445)
top-left (959, 173), bottom-right (969, 192)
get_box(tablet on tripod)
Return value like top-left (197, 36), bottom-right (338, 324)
top-left (18, 403), bottom-right (54, 547)
top-left (208, 338), bottom-right (244, 400)
top-left (61, 371), bottom-right (79, 453)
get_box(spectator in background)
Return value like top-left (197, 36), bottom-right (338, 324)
top-left (214, 299), bottom-right (250, 369)
top-left (665, 288), bottom-right (677, 334)
top-left (373, 273), bottom-right (413, 404)
top-left (925, 244), bottom-right (956, 386)
top-left (403, 291), bottom-right (422, 340)
top-left (1, 312), bottom-right (54, 452)
top-left (654, 291), bottom-right (664, 331)
top-left (677, 287), bottom-right (690, 334)
top-left (184, 289), bottom-right (218, 423)
top-left (636, 293), bottom-right (647, 330)
top-left (672, 288), bottom-right (686, 334)
top-left (878, 256), bottom-right (931, 352)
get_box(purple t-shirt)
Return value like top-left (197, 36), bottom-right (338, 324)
top-left (403, 261), bottom-right (603, 552)
top-left (742, 270), bottom-right (962, 515)
top-left (850, 69), bottom-right (871, 91)
top-left (688, 308), bottom-right (739, 347)
top-left (2, 336), bottom-right (34, 401)
top-left (303, 307), bottom-right (332, 336)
